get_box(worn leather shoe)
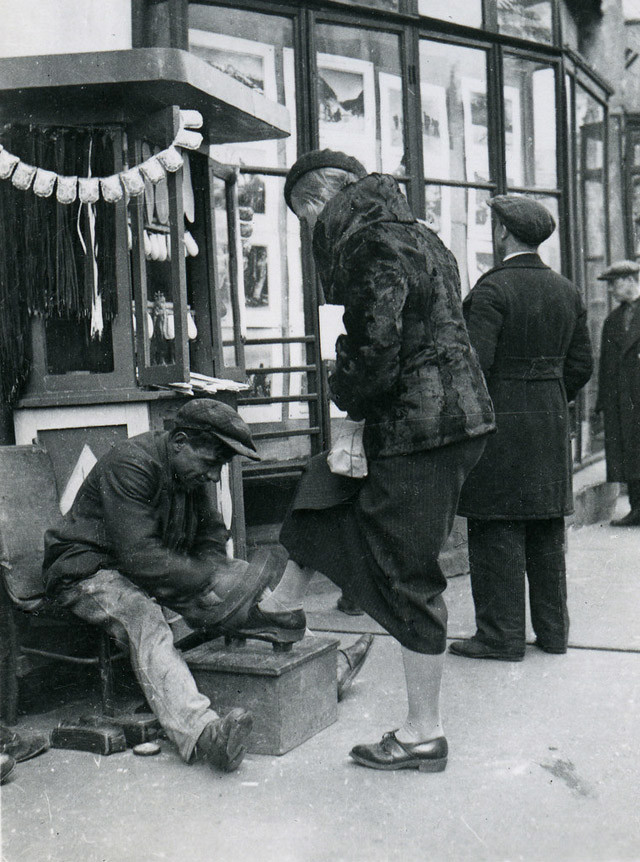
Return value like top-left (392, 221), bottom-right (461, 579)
top-left (336, 595), bottom-right (365, 616)
top-left (534, 641), bottom-right (567, 654)
top-left (0, 725), bottom-right (49, 762)
top-left (337, 634), bottom-right (374, 701)
top-left (448, 637), bottom-right (524, 662)
top-left (0, 753), bottom-right (16, 785)
top-left (350, 731), bottom-right (448, 772)
top-left (195, 708), bottom-right (253, 773)
top-left (225, 604), bottom-right (306, 646)
top-left (610, 510), bottom-right (640, 527)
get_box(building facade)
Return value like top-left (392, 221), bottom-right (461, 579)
top-left (0, 0), bottom-right (632, 529)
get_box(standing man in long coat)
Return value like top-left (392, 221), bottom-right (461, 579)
top-left (450, 196), bottom-right (593, 662)
top-left (594, 260), bottom-right (640, 526)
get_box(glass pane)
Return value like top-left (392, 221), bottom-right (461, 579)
top-left (419, 40), bottom-right (489, 183)
top-left (632, 176), bottom-right (640, 256)
top-left (45, 319), bottom-right (114, 375)
top-left (418, 0), bottom-right (483, 27)
top-left (212, 176), bottom-right (240, 368)
top-left (523, 194), bottom-right (561, 272)
top-left (504, 56), bottom-right (557, 190)
top-left (576, 85), bottom-right (606, 454)
top-left (315, 24), bottom-right (404, 174)
top-left (559, 1), bottom-right (579, 51)
top-left (189, 7), bottom-right (296, 170)
top-left (424, 184), bottom-right (493, 297)
top-left (335, 0), bottom-right (399, 9)
top-left (498, 0), bottom-right (553, 44)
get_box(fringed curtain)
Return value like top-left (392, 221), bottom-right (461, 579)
top-left (0, 125), bottom-right (118, 405)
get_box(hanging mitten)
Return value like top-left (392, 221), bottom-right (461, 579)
top-left (11, 162), bottom-right (37, 190)
top-left (100, 174), bottom-right (124, 203)
top-left (56, 175), bottom-right (78, 204)
top-left (78, 177), bottom-right (100, 204)
top-left (120, 167), bottom-right (145, 197)
top-left (33, 168), bottom-right (57, 198)
top-left (157, 146), bottom-right (184, 173)
top-left (0, 149), bottom-right (19, 179)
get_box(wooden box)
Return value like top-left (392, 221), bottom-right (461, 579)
top-left (184, 636), bottom-right (339, 755)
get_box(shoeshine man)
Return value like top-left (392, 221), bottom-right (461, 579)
top-left (42, 399), bottom-right (369, 774)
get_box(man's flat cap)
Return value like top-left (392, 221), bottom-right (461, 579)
top-left (174, 399), bottom-right (260, 461)
top-left (284, 149), bottom-right (367, 210)
top-left (597, 260), bottom-right (640, 281)
top-left (488, 194), bottom-right (556, 245)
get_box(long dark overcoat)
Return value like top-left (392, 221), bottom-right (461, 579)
top-left (457, 254), bottom-right (593, 519)
top-left (595, 300), bottom-right (640, 481)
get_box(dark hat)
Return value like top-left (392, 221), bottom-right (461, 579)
top-left (174, 399), bottom-right (260, 461)
top-left (488, 195), bottom-right (556, 245)
top-left (284, 149), bottom-right (367, 210)
top-left (597, 259), bottom-right (640, 281)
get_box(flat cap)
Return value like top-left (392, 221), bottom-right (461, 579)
top-left (488, 195), bottom-right (556, 245)
top-left (284, 149), bottom-right (367, 210)
top-left (174, 399), bottom-right (260, 461)
top-left (597, 259), bottom-right (640, 281)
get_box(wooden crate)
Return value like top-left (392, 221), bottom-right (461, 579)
top-left (185, 636), bottom-right (339, 755)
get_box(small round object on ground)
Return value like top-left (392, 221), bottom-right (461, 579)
top-left (133, 742), bottom-right (161, 757)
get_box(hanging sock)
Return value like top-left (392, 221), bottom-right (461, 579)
top-left (120, 167), bottom-right (145, 197)
top-left (32, 168), bottom-right (57, 198)
top-left (78, 177), bottom-right (100, 204)
top-left (100, 174), bottom-right (124, 203)
top-left (11, 162), bottom-right (37, 190)
top-left (0, 149), bottom-right (19, 179)
top-left (56, 175), bottom-right (78, 205)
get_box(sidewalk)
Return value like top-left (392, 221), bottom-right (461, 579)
top-left (2, 498), bottom-right (639, 862)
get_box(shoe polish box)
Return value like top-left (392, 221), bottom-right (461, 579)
top-left (184, 636), bottom-right (339, 755)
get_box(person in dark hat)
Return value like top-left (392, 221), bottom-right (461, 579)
top-left (255, 148), bottom-right (495, 772)
top-left (450, 194), bottom-right (593, 662)
top-left (42, 398), bottom-right (267, 773)
top-left (594, 260), bottom-right (640, 526)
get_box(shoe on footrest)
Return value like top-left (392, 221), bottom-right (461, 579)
top-left (350, 731), bottom-right (448, 772)
top-left (224, 604), bottom-right (306, 646)
top-left (195, 708), bottom-right (253, 773)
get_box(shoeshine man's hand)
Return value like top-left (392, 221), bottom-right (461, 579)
top-left (195, 588), bottom-right (223, 609)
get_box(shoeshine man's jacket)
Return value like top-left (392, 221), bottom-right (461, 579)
top-left (43, 432), bottom-right (229, 599)
top-left (311, 173), bottom-right (495, 459)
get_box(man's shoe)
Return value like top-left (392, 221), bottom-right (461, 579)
top-left (337, 634), bottom-right (374, 701)
top-left (350, 732), bottom-right (447, 772)
top-left (0, 725), bottom-right (49, 763)
top-left (0, 753), bottom-right (16, 785)
top-left (336, 595), bottom-right (365, 616)
top-left (610, 510), bottom-right (640, 527)
top-left (225, 605), bottom-right (306, 646)
top-left (195, 709), bottom-right (253, 773)
top-left (448, 637), bottom-right (524, 662)
top-left (534, 641), bottom-right (567, 654)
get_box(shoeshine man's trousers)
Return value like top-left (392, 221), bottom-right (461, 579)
top-left (57, 569), bottom-right (220, 762)
top-left (466, 518), bottom-right (568, 655)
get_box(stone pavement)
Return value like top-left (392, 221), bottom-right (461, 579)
top-left (2, 496), bottom-right (639, 862)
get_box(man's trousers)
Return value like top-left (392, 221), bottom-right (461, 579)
top-left (57, 569), bottom-right (220, 762)
top-left (466, 518), bottom-right (568, 656)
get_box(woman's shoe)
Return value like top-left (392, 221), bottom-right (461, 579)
top-left (350, 731), bottom-right (448, 772)
top-left (223, 604), bottom-right (306, 647)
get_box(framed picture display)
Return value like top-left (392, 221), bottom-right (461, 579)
top-left (240, 341), bottom-right (283, 424)
top-left (504, 85), bottom-right (524, 188)
top-left (317, 52), bottom-right (377, 172)
top-left (379, 72), bottom-right (404, 175)
top-left (461, 78), bottom-right (490, 183)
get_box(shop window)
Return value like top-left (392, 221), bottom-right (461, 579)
top-left (45, 319), bottom-right (114, 375)
top-left (419, 40), bottom-right (490, 184)
top-left (315, 23), bottom-right (404, 175)
top-left (189, 6), bottom-right (318, 463)
top-left (418, 0), bottom-right (483, 28)
top-left (503, 56), bottom-right (558, 191)
top-left (424, 185), bottom-right (493, 296)
top-left (628, 128), bottom-right (640, 257)
top-left (497, 0), bottom-right (554, 44)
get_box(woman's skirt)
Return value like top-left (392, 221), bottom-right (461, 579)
top-left (279, 437), bottom-right (485, 654)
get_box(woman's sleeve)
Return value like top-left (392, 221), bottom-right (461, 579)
top-left (329, 234), bottom-right (409, 420)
